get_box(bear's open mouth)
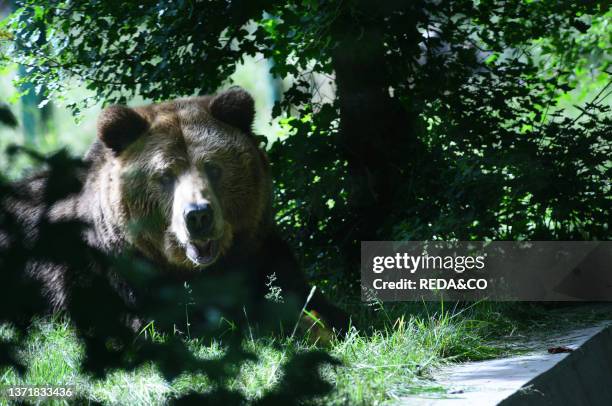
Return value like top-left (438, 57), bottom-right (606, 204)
top-left (186, 239), bottom-right (220, 267)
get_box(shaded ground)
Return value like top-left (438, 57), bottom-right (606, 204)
top-left (1, 303), bottom-right (611, 405)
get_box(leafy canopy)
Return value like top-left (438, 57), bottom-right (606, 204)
top-left (3, 1), bottom-right (611, 279)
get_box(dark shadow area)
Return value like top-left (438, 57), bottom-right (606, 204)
top-left (0, 147), bottom-right (338, 404)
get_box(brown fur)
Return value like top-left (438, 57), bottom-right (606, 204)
top-left (4, 88), bottom-right (348, 332)
top-left (81, 94), bottom-right (271, 269)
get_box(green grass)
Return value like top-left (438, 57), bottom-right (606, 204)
top-left (1, 302), bottom-right (611, 405)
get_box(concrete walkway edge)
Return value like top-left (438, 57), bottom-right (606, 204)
top-left (500, 325), bottom-right (612, 406)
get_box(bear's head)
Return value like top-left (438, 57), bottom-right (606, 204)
top-left (94, 88), bottom-right (271, 269)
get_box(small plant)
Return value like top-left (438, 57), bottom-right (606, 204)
top-left (181, 282), bottom-right (195, 339)
top-left (264, 273), bottom-right (284, 303)
top-left (139, 321), bottom-right (165, 344)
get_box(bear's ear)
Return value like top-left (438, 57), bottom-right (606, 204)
top-left (209, 87), bottom-right (255, 134)
top-left (97, 105), bottom-right (149, 154)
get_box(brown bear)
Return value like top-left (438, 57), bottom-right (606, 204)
top-left (3, 87), bottom-right (348, 335)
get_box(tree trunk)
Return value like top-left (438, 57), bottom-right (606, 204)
top-left (330, 1), bottom-right (424, 279)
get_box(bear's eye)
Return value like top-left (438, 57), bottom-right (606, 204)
top-left (158, 171), bottom-right (175, 188)
top-left (204, 163), bottom-right (222, 182)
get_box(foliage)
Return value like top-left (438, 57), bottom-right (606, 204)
top-left (3, 1), bottom-right (609, 283)
top-left (0, 2), bottom-right (610, 401)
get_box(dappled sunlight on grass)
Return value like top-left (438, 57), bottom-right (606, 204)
top-left (0, 303), bottom-right (545, 405)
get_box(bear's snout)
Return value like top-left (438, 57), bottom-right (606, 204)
top-left (184, 202), bottom-right (214, 238)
